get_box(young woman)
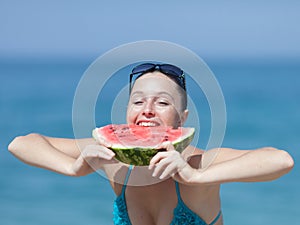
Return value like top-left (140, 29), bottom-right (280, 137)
top-left (8, 63), bottom-right (294, 225)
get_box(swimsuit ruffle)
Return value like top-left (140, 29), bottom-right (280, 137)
top-left (171, 205), bottom-right (207, 225)
top-left (113, 197), bottom-right (131, 225)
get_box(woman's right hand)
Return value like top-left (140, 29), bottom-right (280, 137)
top-left (71, 144), bottom-right (117, 176)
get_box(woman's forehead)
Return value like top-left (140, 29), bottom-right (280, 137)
top-left (131, 71), bottom-right (179, 92)
top-left (136, 71), bottom-right (171, 80)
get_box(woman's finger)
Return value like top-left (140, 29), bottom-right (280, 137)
top-left (159, 163), bottom-right (177, 179)
top-left (152, 153), bottom-right (180, 177)
top-left (158, 141), bottom-right (175, 151)
top-left (82, 145), bottom-right (115, 160)
top-left (151, 151), bottom-right (189, 179)
top-left (96, 136), bottom-right (112, 148)
top-left (151, 157), bottom-right (171, 177)
top-left (149, 151), bottom-right (173, 170)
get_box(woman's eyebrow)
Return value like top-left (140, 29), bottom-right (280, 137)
top-left (130, 91), bottom-right (175, 101)
top-left (156, 92), bottom-right (175, 100)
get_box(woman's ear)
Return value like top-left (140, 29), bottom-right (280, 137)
top-left (179, 109), bottom-right (189, 126)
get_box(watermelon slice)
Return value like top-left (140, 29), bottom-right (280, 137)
top-left (92, 124), bottom-right (195, 166)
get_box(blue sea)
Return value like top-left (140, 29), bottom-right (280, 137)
top-left (0, 58), bottom-right (299, 225)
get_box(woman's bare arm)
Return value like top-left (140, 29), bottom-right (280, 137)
top-left (150, 145), bottom-right (294, 185)
top-left (8, 133), bottom-right (101, 176)
top-left (189, 147), bottom-right (294, 184)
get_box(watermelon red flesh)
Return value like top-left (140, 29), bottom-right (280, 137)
top-left (95, 124), bottom-right (190, 148)
top-left (92, 124), bottom-right (195, 166)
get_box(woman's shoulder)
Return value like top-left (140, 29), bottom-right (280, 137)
top-left (182, 146), bottom-right (204, 169)
top-left (183, 146), bottom-right (242, 169)
top-left (184, 146), bottom-right (257, 169)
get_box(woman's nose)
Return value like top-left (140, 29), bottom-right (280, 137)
top-left (142, 101), bottom-right (155, 117)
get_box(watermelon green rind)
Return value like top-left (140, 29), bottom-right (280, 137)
top-left (111, 148), bottom-right (161, 166)
top-left (92, 126), bottom-right (195, 166)
top-left (173, 130), bottom-right (195, 153)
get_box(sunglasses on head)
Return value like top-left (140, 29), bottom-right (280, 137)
top-left (129, 63), bottom-right (186, 94)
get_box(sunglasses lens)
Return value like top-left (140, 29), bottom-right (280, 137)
top-left (130, 63), bottom-right (186, 93)
top-left (159, 64), bottom-right (185, 90)
top-left (160, 64), bottom-right (183, 77)
top-left (131, 63), bottom-right (156, 74)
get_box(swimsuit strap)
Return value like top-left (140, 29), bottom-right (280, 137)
top-left (121, 164), bottom-right (134, 196)
top-left (174, 181), bottom-right (183, 203)
top-left (174, 181), bottom-right (222, 225)
top-left (209, 210), bottom-right (222, 225)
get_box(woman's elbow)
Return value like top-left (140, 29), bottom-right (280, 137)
top-left (279, 150), bottom-right (294, 172)
top-left (8, 133), bottom-right (40, 154)
top-left (268, 147), bottom-right (294, 174)
top-left (8, 136), bottom-right (23, 153)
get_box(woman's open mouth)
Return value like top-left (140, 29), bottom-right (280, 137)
top-left (136, 121), bottom-right (160, 127)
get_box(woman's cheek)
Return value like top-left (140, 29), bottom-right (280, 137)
top-left (127, 105), bottom-right (145, 122)
top-left (157, 108), bottom-right (180, 126)
top-left (126, 106), bottom-right (137, 124)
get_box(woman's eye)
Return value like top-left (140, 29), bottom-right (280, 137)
top-left (133, 101), bottom-right (143, 105)
top-left (158, 101), bottom-right (169, 106)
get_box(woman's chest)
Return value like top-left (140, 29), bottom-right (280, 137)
top-left (125, 181), bottom-right (178, 224)
top-left (119, 182), bottom-right (221, 225)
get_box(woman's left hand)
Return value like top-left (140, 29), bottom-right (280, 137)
top-left (148, 142), bottom-right (195, 183)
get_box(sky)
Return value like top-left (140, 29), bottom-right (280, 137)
top-left (1, 0), bottom-right (300, 61)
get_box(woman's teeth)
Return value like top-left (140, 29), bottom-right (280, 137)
top-left (138, 122), bottom-right (157, 127)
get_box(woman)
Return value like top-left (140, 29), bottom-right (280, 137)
top-left (8, 63), bottom-right (294, 225)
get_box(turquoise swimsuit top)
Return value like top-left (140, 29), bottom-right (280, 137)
top-left (113, 165), bottom-right (221, 225)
